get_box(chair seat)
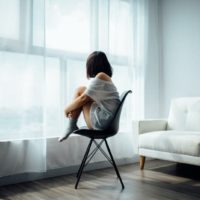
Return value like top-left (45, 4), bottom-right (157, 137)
top-left (73, 127), bottom-right (115, 139)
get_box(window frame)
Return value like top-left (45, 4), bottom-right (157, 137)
top-left (0, 0), bottom-right (131, 136)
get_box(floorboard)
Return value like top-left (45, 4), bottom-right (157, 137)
top-left (0, 160), bottom-right (200, 200)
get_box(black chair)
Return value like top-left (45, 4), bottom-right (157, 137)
top-left (72, 90), bottom-right (132, 189)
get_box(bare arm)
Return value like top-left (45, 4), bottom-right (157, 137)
top-left (64, 93), bottom-right (92, 117)
top-left (64, 72), bottom-right (110, 117)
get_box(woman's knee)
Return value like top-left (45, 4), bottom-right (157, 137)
top-left (75, 86), bottom-right (86, 96)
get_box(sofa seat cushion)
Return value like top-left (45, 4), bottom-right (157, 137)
top-left (139, 131), bottom-right (200, 156)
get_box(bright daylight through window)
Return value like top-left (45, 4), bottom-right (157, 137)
top-left (0, 0), bottom-right (131, 140)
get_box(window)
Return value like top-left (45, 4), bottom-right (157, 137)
top-left (45, 0), bottom-right (91, 53)
top-left (113, 64), bottom-right (131, 131)
top-left (0, 0), bottom-right (132, 140)
top-left (45, 57), bottom-right (61, 137)
top-left (0, 52), bottom-right (44, 140)
top-left (0, 0), bottom-right (20, 40)
top-left (109, 0), bottom-right (131, 56)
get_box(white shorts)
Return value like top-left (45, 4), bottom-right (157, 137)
top-left (90, 102), bottom-right (113, 130)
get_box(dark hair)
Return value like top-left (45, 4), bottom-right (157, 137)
top-left (86, 51), bottom-right (113, 79)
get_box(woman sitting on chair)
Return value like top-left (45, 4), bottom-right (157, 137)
top-left (59, 51), bottom-right (120, 142)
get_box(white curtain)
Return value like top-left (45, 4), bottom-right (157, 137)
top-left (0, 0), bottom-right (47, 176)
top-left (0, 0), bottom-right (160, 176)
top-left (130, 0), bottom-right (160, 152)
top-left (45, 0), bottom-right (135, 165)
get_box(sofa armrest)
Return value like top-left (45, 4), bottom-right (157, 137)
top-left (133, 119), bottom-right (168, 135)
top-left (132, 119), bottom-right (168, 154)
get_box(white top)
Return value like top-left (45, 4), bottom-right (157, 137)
top-left (84, 77), bottom-right (120, 130)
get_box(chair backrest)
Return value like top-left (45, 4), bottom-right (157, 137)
top-left (105, 90), bottom-right (132, 135)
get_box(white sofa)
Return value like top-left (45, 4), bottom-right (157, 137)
top-left (134, 97), bottom-right (200, 169)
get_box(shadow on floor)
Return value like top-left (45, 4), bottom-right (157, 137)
top-left (151, 162), bottom-right (200, 180)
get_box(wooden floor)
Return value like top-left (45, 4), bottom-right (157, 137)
top-left (0, 160), bottom-right (200, 200)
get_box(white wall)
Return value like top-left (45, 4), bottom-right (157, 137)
top-left (160, 0), bottom-right (200, 117)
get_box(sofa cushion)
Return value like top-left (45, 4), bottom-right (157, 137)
top-left (167, 97), bottom-right (200, 131)
top-left (139, 131), bottom-right (200, 156)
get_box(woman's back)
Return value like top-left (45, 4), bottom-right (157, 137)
top-left (84, 74), bottom-right (120, 130)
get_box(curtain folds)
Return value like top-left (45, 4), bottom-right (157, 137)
top-left (0, 0), bottom-right (46, 176)
top-left (130, 0), bottom-right (160, 152)
top-left (0, 0), bottom-right (160, 176)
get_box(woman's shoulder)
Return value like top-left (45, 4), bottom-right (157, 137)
top-left (95, 72), bottom-right (112, 82)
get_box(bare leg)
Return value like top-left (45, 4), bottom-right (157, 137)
top-left (65, 86), bottom-right (87, 119)
top-left (59, 86), bottom-right (93, 142)
top-left (66, 86), bottom-right (93, 128)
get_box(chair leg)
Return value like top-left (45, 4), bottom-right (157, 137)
top-left (140, 155), bottom-right (146, 170)
top-left (104, 139), bottom-right (125, 189)
top-left (75, 139), bottom-right (93, 189)
top-left (76, 139), bottom-right (93, 178)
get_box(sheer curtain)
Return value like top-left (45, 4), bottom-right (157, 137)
top-left (45, 0), bottom-right (135, 166)
top-left (131, 0), bottom-right (160, 152)
top-left (0, 0), bottom-right (160, 176)
top-left (0, 0), bottom-right (46, 176)
top-left (107, 0), bottom-right (160, 159)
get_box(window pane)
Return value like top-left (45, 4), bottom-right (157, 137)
top-left (113, 65), bottom-right (131, 94)
top-left (0, 0), bottom-right (20, 39)
top-left (33, 0), bottom-right (45, 46)
top-left (45, 57), bottom-right (61, 137)
top-left (0, 52), bottom-right (44, 140)
top-left (66, 60), bottom-right (87, 100)
top-left (112, 65), bottom-right (131, 131)
top-left (109, 1), bottom-right (130, 56)
top-left (65, 60), bottom-right (88, 127)
top-left (45, 0), bottom-right (91, 52)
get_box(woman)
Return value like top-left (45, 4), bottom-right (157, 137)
top-left (59, 51), bottom-right (120, 142)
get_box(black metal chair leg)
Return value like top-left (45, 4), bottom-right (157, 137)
top-left (104, 139), bottom-right (125, 189)
top-left (76, 139), bottom-right (93, 178)
top-left (75, 139), bottom-right (93, 189)
top-left (71, 91), bottom-right (131, 189)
